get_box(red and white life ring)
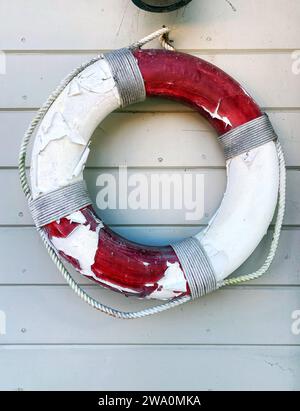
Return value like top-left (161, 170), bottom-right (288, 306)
top-left (28, 48), bottom-right (279, 301)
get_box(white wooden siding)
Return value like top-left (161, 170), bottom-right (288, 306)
top-left (0, 0), bottom-right (299, 391)
top-left (2, 346), bottom-right (299, 391)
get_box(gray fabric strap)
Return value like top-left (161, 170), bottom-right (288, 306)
top-left (171, 237), bottom-right (218, 299)
top-left (219, 113), bottom-right (277, 160)
top-left (29, 181), bottom-right (92, 227)
top-left (104, 48), bottom-right (146, 108)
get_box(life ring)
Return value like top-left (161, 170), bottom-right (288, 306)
top-left (28, 48), bottom-right (279, 301)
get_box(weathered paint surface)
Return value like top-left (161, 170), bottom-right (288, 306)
top-left (133, 49), bottom-right (262, 135)
top-left (30, 57), bottom-right (121, 197)
top-left (34, 50), bottom-right (279, 298)
top-left (46, 206), bottom-right (189, 299)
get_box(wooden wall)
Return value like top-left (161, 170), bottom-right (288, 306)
top-left (0, 0), bottom-right (299, 390)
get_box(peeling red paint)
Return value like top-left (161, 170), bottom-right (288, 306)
top-left (45, 207), bottom-right (189, 298)
top-left (45, 218), bottom-right (79, 239)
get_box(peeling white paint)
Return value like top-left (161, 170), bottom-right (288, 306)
top-left (76, 63), bottom-right (115, 94)
top-left (52, 223), bottom-right (103, 277)
top-left (201, 100), bottom-right (232, 128)
top-left (72, 144), bottom-right (90, 178)
top-left (68, 79), bottom-right (82, 97)
top-left (66, 211), bottom-right (87, 224)
top-left (38, 111), bottom-right (86, 152)
top-left (30, 58), bottom-right (121, 198)
top-left (147, 261), bottom-right (187, 300)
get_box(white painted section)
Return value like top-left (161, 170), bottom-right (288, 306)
top-left (197, 142), bottom-right (279, 280)
top-left (1, 345), bottom-right (299, 391)
top-left (51, 224), bottom-right (102, 278)
top-left (0, 0), bottom-right (298, 391)
top-left (0, 310), bottom-right (6, 336)
top-left (0, 286), bottom-right (300, 344)
top-left (30, 58), bottom-right (121, 197)
top-left (147, 261), bottom-right (187, 300)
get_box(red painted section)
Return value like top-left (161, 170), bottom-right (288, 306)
top-left (45, 207), bottom-right (188, 298)
top-left (44, 50), bottom-right (262, 299)
top-left (133, 49), bottom-right (262, 135)
top-left (92, 225), bottom-right (184, 297)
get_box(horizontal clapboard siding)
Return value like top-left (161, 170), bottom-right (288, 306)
top-left (0, 0), bottom-right (299, 50)
top-left (0, 0), bottom-right (299, 391)
top-left (0, 286), bottom-right (299, 345)
top-left (1, 346), bottom-right (299, 391)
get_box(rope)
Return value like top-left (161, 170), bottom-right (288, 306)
top-left (129, 26), bottom-right (175, 51)
top-left (18, 28), bottom-right (286, 319)
top-left (219, 114), bottom-right (277, 160)
top-left (159, 28), bottom-right (176, 51)
top-left (104, 48), bottom-right (146, 107)
top-left (172, 237), bottom-right (218, 299)
top-left (29, 181), bottom-right (92, 228)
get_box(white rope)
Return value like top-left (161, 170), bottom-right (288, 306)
top-left (18, 28), bottom-right (286, 318)
top-left (129, 26), bottom-right (175, 50)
